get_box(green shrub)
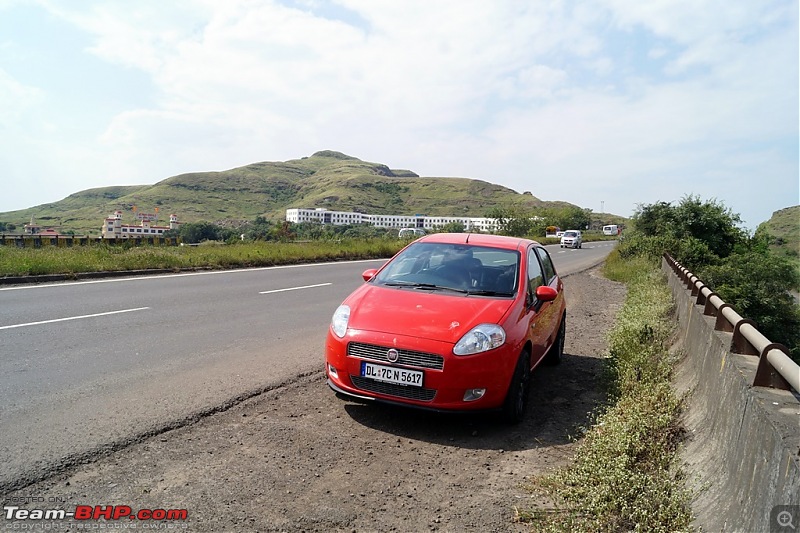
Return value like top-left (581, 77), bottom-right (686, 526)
top-left (622, 197), bottom-right (800, 362)
top-left (700, 251), bottom-right (800, 362)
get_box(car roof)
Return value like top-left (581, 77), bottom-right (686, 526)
top-left (417, 233), bottom-right (539, 251)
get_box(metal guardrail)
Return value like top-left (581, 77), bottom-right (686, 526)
top-left (664, 252), bottom-right (800, 393)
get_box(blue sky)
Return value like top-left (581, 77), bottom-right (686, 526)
top-left (1, 0), bottom-right (797, 229)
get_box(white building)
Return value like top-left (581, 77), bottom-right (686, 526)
top-left (101, 211), bottom-right (180, 239)
top-left (285, 207), bottom-right (500, 233)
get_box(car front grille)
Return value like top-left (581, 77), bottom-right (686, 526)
top-left (350, 376), bottom-right (436, 402)
top-left (347, 342), bottom-right (445, 370)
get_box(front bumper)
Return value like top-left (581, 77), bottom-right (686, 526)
top-left (326, 378), bottom-right (504, 414)
top-left (325, 329), bottom-right (516, 411)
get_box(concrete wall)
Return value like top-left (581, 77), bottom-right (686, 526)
top-left (663, 258), bottom-right (800, 532)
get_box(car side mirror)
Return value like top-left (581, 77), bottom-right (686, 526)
top-left (362, 268), bottom-right (378, 282)
top-left (535, 285), bottom-right (558, 302)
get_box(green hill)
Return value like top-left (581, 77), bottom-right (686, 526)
top-left (0, 150), bottom-right (583, 235)
top-left (756, 205), bottom-right (800, 261)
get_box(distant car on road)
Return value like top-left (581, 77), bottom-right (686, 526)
top-left (603, 224), bottom-right (619, 236)
top-left (560, 230), bottom-right (582, 249)
top-left (398, 227), bottom-right (426, 239)
top-left (325, 232), bottom-right (567, 423)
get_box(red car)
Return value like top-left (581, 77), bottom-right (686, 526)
top-left (325, 233), bottom-right (567, 423)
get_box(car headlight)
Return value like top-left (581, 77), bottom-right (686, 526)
top-left (331, 305), bottom-right (350, 338)
top-left (453, 324), bottom-right (506, 355)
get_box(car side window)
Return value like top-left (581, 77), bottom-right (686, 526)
top-left (527, 249), bottom-right (544, 295)
top-left (536, 247), bottom-right (556, 284)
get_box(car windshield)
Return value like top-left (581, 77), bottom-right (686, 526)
top-left (564, 231), bottom-right (578, 237)
top-left (373, 242), bottom-right (520, 295)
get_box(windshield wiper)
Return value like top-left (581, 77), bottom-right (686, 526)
top-left (383, 281), bottom-right (469, 293)
top-left (465, 290), bottom-right (514, 296)
top-left (383, 281), bottom-right (438, 288)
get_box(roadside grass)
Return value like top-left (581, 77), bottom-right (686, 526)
top-left (519, 249), bottom-right (693, 532)
top-left (0, 236), bottom-right (619, 277)
top-left (0, 239), bottom-right (405, 277)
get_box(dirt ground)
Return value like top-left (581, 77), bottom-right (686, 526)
top-left (2, 266), bottom-right (626, 532)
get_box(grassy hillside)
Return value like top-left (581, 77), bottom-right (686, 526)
top-left (757, 205), bottom-right (799, 259)
top-left (4, 186), bottom-right (149, 234)
top-left (0, 150), bottom-right (583, 235)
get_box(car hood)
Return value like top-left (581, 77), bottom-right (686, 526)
top-left (344, 284), bottom-right (515, 344)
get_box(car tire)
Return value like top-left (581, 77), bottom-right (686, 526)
top-left (502, 350), bottom-right (531, 424)
top-left (543, 314), bottom-right (565, 366)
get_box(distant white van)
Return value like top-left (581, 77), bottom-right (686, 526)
top-left (603, 225), bottom-right (619, 236)
top-left (398, 228), bottom-right (426, 239)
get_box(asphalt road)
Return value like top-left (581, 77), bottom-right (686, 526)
top-left (0, 241), bottom-right (615, 490)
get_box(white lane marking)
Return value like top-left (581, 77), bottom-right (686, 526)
top-left (259, 283), bottom-right (332, 294)
top-left (0, 307), bottom-right (150, 331)
top-left (0, 259), bottom-right (387, 292)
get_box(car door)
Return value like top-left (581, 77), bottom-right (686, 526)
top-left (525, 246), bottom-right (551, 366)
top-left (535, 246), bottom-right (563, 348)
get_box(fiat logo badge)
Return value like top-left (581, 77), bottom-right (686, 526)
top-left (387, 348), bottom-right (399, 362)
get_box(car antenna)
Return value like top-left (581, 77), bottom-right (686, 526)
top-left (465, 233), bottom-right (471, 243)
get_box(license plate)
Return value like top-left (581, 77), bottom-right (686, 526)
top-left (360, 362), bottom-right (423, 387)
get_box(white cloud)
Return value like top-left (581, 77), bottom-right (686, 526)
top-left (601, 0), bottom-right (782, 44)
top-left (0, 0), bottom-right (795, 229)
top-left (0, 68), bottom-right (43, 125)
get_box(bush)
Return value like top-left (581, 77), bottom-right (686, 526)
top-left (626, 197), bottom-right (800, 362)
top-left (634, 195), bottom-right (745, 261)
top-left (700, 252), bottom-right (800, 362)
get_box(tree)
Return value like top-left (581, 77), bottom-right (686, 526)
top-left (632, 195), bottom-right (746, 264)
top-left (633, 201), bottom-right (675, 237)
top-left (439, 221), bottom-right (465, 233)
top-left (701, 251), bottom-right (800, 361)
top-left (176, 222), bottom-right (236, 243)
top-left (553, 206), bottom-right (592, 231)
top-left (633, 195), bottom-right (746, 257)
top-left (240, 216), bottom-right (275, 241)
top-left (293, 221), bottom-right (328, 240)
top-left (486, 206), bottom-right (535, 237)
top-left (272, 221), bottom-right (295, 241)
top-left (339, 224), bottom-right (391, 239)
top-left (623, 196), bottom-right (799, 363)
top-left (674, 195), bottom-right (744, 258)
